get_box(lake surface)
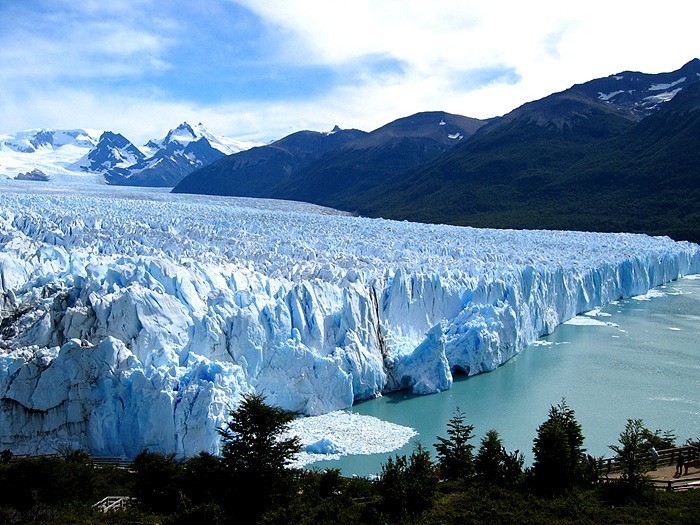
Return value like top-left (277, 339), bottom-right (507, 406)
top-left (310, 275), bottom-right (700, 476)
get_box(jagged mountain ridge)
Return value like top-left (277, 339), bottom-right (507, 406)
top-left (0, 122), bottom-right (260, 186)
top-left (75, 131), bottom-right (147, 173)
top-left (91, 122), bottom-right (263, 187)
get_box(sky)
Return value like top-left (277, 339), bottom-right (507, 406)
top-left (1, 0), bottom-right (699, 144)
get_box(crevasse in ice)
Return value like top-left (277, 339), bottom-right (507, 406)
top-left (1, 188), bottom-right (698, 457)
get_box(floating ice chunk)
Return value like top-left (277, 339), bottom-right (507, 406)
top-left (584, 308), bottom-right (612, 317)
top-left (632, 289), bottom-right (667, 301)
top-left (304, 436), bottom-right (346, 455)
top-left (564, 317), bottom-right (618, 327)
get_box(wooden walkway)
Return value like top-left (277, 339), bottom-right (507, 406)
top-left (6, 453), bottom-right (133, 469)
top-left (602, 445), bottom-right (700, 492)
top-left (93, 496), bottom-right (136, 513)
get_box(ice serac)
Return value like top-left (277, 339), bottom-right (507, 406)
top-left (1, 188), bottom-right (699, 458)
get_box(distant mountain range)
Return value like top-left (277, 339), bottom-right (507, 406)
top-left (0, 123), bottom-right (261, 186)
top-left (4, 59), bottom-right (699, 243)
top-left (174, 58), bottom-right (700, 243)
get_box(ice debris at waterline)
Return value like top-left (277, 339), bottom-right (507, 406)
top-left (285, 412), bottom-right (417, 468)
top-left (1, 188), bottom-right (699, 458)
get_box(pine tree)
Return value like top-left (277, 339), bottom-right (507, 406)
top-left (610, 418), bottom-right (655, 495)
top-left (378, 442), bottom-right (439, 520)
top-left (218, 393), bottom-right (301, 522)
top-left (434, 408), bottom-right (475, 481)
top-left (532, 399), bottom-right (586, 496)
top-left (475, 429), bottom-right (524, 487)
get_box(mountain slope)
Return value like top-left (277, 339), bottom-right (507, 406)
top-left (173, 112), bottom-right (486, 201)
top-left (356, 61), bottom-right (700, 242)
top-left (172, 127), bottom-right (368, 196)
top-left (349, 92), bottom-right (639, 224)
top-left (547, 79), bottom-right (700, 240)
top-left (1, 123), bottom-right (259, 188)
top-left (0, 128), bottom-right (103, 183)
top-left (271, 112), bottom-right (487, 208)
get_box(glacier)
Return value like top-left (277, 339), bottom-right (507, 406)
top-left (1, 185), bottom-right (699, 458)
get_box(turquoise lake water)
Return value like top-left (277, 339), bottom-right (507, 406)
top-left (310, 275), bottom-right (700, 476)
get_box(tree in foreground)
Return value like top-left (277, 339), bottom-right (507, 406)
top-left (434, 408), bottom-right (475, 481)
top-left (132, 450), bottom-right (182, 514)
top-left (218, 393), bottom-right (301, 523)
top-left (532, 399), bottom-right (586, 496)
top-left (609, 418), bottom-right (656, 496)
top-left (475, 429), bottom-right (524, 487)
top-left (378, 442), bottom-right (439, 521)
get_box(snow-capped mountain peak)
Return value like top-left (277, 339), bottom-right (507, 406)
top-left (164, 122), bottom-right (198, 148)
top-left (1, 128), bottom-right (102, 154)
top-left (143, 122), bottom-right (261, 158)
top-left (74, 131), bottom-right (146, 172)
top-left (1, 123), bottom-right (261, 187)
top-left (0, 128), bottom-right (104, 183)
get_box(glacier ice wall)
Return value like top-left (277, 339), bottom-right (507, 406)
top-left (1, 188), bottom-right (699, 457)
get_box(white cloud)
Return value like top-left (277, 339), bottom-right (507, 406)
top-left (1, 0), bottom-right (699, 142)
top-left (0, 19), bottom-right (172, 80)
top-left (230, 0), bottom-right (700, 118)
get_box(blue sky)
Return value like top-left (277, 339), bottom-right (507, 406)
top-left (2, 0), bottom-right (699, 144)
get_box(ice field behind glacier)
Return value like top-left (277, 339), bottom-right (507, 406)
top-left (1, 183), bottom-right (699, 459)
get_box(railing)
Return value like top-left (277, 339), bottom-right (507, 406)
top-left (649, 476), bottom-right (700, 492)
top-left (92, 496), bottom-right (135, 513)
top-left (6, 453), bottom-right (133, 469)
top-left (91, 456), bottom-right (134, 468)
top-left (601, 445), bottom-right (699, 475)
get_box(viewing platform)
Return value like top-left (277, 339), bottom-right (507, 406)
top-left (602, 444), bottom-right (700, 492)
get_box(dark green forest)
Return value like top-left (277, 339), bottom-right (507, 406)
top-left (1, 396), bottom-right (698, 525)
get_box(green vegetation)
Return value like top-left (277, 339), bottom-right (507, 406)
top-left (609, 418), bottom-right (657, 496)
top-left (434, 408), bottom-right (475, 481)
top-left (532, 399), bottom-right (587, 497)
top-left (0, 397), bottom-right (697, 524)
top-left (475, 429), bottom-right (524, 487)
top-left (349, 83), bottom-right (700, 244)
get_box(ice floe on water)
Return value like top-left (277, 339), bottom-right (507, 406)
top-left (632, 288), bottom-right (668, 301)
top-left (285, 412), bottom-right (417, 468)
top-left (563, 317), bottom-right (619, 327)
top-left (584, 307), bottom-right (613, 317)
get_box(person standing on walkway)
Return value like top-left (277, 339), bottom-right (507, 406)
top-left (675, 452), bottom-right (685, 476)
